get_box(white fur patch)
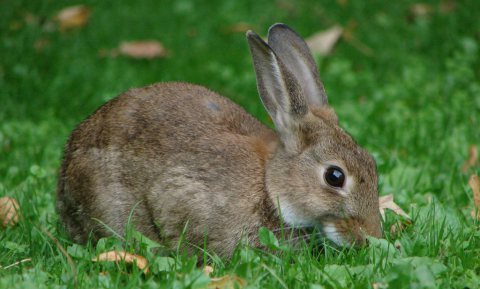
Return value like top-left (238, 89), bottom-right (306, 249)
top-left (279, 202), bottom-right (312, 227)
top-left (322, 222), bottom-right (347, 246)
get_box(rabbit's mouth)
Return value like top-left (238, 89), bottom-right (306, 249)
top-left (279, 220), bottom-right (369, 247)
top-left (320, 217), bottom-right (379, 247)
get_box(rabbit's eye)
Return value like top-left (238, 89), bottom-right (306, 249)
top-left (324, 166), bottom-right (345, 188)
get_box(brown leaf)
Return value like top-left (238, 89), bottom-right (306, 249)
top-left (24, 12), bottom-right (40, 26)
top-left (439, 1), bottom-right (457, 13)
top-left (202, 266), bottom-right (246, 289)
top-left (55, 5), bottom-right (91, 31)
top-left (207, 275), bottom-right (246, 289)
top-left (462, 145), bottom-right (478, 173)
top-left (390, 219), bottom-right (412, 236)
top-left (379, 194), bottom-right (411, 221)
top-left (118, 41), bottom-right (168, 59)
top-left (223, 22), bottom-right (253, 34)
top-left (372, 282), bottom-right (388, 289)
top-left (306, 25), bottom-right (343, 56)
top-left (470, 209), bottom-right (479, 220)
top-left (409, 3), bottom-right (434, 17)
top-left (92, 251), bottom-right (149, 274)
top-left (0, 197), bottom-right (20, 228)
top-left (34, 38), bottom-right (50, 52)
top-left (469, 174), bottom-right (480, 215)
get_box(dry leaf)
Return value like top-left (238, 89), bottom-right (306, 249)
top-left (306, 25), bottom-right (343, 56)
top-left (470, 210), bottom-right (479, 220)
top-left (118, 41), bottom-right (168, 59)
top-left (409, 3), bottom-right (434, 17)
top-left (379, 194), bottom-right (411, 221)
top-left (439, 1), bottom-right (457, 13)
top-left (389, 220), bottom-right (412, 235)
top-left (55, 5), bottom-right (91, 31)
top-left (469, 174), bottom-right (480, 220)
top-left (276, 1), bottom-right (296, 12)
top-left (9, 21), bottom-right (22, 31)
top-left (0, 197), bottom-right (20, 228)
top-left (207, 275), bottom-right (246, 289)
top-left (24, 12), bottom-right (40, 26)
top-left (462, 145), bottom-right (478, 173)
top-left (202, 265), bottom-right (246, 289)
top-left (223, 22), bottom-right (253, 34)
top-left (92, 251), bottom-right (149, 274)
top-left (34, 38), bottom-right (50, 52)
top-left (372, 282), bottom-right (387, 289)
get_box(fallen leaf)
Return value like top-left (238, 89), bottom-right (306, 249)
top-left (55, 5), bottom-right (91, 31)
top-left (9, 21), bottom-right (22, 31)
top-left (439, 1), bottom-right (457, 13)
top-left (24, 12), bottom-right (40, 26)
top-left (275, 1), bottom-right (297, 13)
top-left (379, 194), bottom-right (411, 221)
top-left (306, 25), bottom-right (343, 56)
top-left (207, 275), bottom-right (246, 289)
top-left (118, 41), bottom-right (168, 59)
top-left (187, 27), bottom-right (198, 38)
top-left (462, 145), bottom-right (478, 173)
top-left (470, 210), bottom-right (478, 220)
top-left (409, 3), bottom-right (434, 17)
top-left (0, 197), bottom-right (20, 228)
top-left (390, 220), bottom-right (412, 235)
top-left (34, 38), bottom-right (50, 52)
top-left (372, 282), bottom-right (388, 289)
top-left (202, 265), bottom-right (246, 289)
top-left (223, 22), bottom-right (253, 34)
top-left (92, 251), bottom-right (149, 274)
top-left (97, 48), bottom-right (118, 58)
top-left (469, 174), bottom-right (480, 220)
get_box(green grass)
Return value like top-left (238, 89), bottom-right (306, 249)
top-left (1, 0), bottom-right (480, 288)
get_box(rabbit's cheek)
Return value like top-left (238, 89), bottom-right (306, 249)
top-left (278, 201), bottom-right (313, 227)
top-left (322, 221), bottom-right (350, 246)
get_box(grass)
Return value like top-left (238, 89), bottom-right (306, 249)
top-left (1, 0), bottom-right (480, 288)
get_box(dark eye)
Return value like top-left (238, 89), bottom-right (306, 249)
top-left (324, 166), bottom-right (345, 188)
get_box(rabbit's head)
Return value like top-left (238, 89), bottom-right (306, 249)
top-left (247, 24), bottom-right (381, 246)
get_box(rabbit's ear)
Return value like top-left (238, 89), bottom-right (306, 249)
top-left (267, 23), bottom-right (328, 107)
top-left (247, 30), bottom-right (308, 151)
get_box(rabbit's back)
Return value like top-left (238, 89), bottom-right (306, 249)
top-left (57, 82), bottom-right (279, 256)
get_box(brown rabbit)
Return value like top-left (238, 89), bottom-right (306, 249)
top-left (57, 24), bottom-right (382, 257)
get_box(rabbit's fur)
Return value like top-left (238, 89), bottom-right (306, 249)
top-left (57, 24), bottom-right (381, 257)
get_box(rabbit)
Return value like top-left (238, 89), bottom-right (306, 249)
top-left (57, 23), bottom-right (382, 258)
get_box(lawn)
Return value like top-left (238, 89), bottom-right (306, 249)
top-left (1, 0), bottom-right (480, 288)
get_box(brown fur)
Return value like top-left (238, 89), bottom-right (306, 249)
top-left (57, 24), bottom-right (381, 258)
